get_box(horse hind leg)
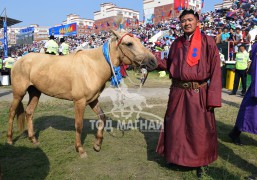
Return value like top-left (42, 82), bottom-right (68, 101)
top-left (74, 98), bottom-right (87, 158)
top-left (25, 86), bottom-right (41, 145)
top-left (7, 96), bottom-right (25, 145)
top-left (7, 82), bottom-right (30, 145)
top-left (89, 99), bottom-right (106, 152)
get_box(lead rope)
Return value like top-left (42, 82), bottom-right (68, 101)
top-left (121, 65), bottom-right (143, 88)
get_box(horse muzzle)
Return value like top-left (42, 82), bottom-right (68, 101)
top-left (141, 56), bottom-right (158, 71)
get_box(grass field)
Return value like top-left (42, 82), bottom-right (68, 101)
top-left (0, 71), bottom-right (256, 180)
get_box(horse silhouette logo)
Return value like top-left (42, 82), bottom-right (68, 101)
top-left (100, 80), bottom-right (154, 120)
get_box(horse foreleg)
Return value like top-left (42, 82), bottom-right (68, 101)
top-left (89, 99), bottom-right (106, 152)
top-left (74, 99), bottom-right (87, 158)
top-left (26, 86), bottom-right (41, 145)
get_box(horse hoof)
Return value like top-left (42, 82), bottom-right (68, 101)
top-left (33, 141), bottom-right (40, 147)
top-left (6, 140), bottom-right (13, 145)
top-left (79, 152), bottom-right (88, 158)
top-left (93, 144), bottom-right (101, 152)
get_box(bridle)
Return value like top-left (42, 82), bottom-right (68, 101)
top-left (116, 33), bottom-right (148, 87)
top-left (116, 33), bottom-right (141, 67)
top-left (104, 33), bottom-right (148, 98)
top-left (117, 33), bottom-right (133, 47)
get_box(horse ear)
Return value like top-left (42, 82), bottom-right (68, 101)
top-left (110, 29), bottom-right (121, 39)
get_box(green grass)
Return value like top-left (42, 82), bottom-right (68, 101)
top-left (0, 74), bottom-right (257, 180)
top-left (112, 69), bottom-right (171, 88)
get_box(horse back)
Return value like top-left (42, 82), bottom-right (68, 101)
top-left (11, 51), bottom-right (109, 102)
top-left (12, 53), bottom-right (75, 100)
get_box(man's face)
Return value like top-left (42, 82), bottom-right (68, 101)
top-left (239, 46), bottom-right (245, 52)
top-left (180, 14), bottom-right (199, 35)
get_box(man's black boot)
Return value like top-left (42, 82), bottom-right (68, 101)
top-left (196, 166), bottom-right (208, 178)
top-left (229, 126), bottom-right (243, 146)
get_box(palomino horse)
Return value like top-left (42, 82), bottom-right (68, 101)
top-left (7, 30), bottom-right (157, 158)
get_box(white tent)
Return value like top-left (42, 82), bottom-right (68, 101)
top-left (248, 26), bottom-right (257, 52)
top-left (149, 30), bottom-right (169, 43)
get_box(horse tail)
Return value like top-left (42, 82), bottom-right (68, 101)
top-left (16, 102), bottom-right (26, 132)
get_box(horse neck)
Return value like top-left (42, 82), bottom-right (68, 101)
top-left (108, 40), bottom-right (122, 67)
top-left (85, 41), bottom-right (121, 83)
top-left (93, 40), bottom-right (121, 67)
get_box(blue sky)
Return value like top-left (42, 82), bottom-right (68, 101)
top-left (0, 0), bottom-right (222, 27)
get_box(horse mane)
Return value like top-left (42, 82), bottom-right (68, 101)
top-left (75, 49), bottom-right (83, 55)
top-left (115, 13), bottom-right (125, 33)
top-left (75, 14), bottom-right (127, 55)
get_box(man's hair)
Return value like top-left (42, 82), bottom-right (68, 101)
top-left (60, 38), bottom-right (65, 43)
top-left (239, 44), bottom-right (246, 49)
top-left (179, 9), bottom-right (199, 20)
top-left (49, 35), bottom-right (55, 40)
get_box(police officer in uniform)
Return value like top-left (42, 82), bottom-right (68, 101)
top-left (0, 57), bottom-right (2, 70)
top-left (59, 37), bottom-right (69, 55)
top-left (0, 50), bottom-right (3, 70)
top-left (2, 53), bottom-right (16, 85)
top-left (3, 54), bottom-right (16, 70)
top-left (230, 44), bottom-right (250, 95)
top-left (44, 35), bottom-right (59, 55)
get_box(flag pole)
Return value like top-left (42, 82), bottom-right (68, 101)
top-left (2, 8), bottom-right (8, 59)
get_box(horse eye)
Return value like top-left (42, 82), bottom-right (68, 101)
top-left (126, 42), bottom-right (133, 47)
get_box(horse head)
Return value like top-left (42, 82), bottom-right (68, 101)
top-left (110, 30), bottom-right (157, 71)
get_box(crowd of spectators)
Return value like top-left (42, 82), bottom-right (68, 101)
top-left (1, 0), bottom-right (257, 60)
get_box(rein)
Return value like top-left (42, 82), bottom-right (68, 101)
top-left (121, 65), bottom-right (147, 88)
